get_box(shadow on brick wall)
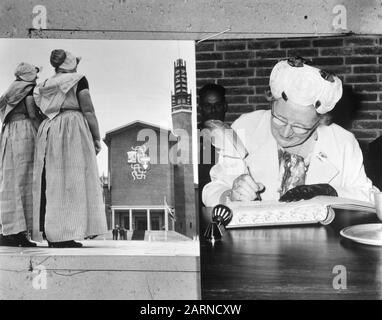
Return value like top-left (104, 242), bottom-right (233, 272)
top-left (330, 85), bottom-right (362, 131)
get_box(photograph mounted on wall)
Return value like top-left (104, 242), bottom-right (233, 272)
top-left (0, 38), bottom-right (200, 300)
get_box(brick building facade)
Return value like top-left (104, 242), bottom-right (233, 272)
top-left (195, 35), bottom-right (382, 152)
top-left (102, 58), bottom-right (197, 239)
top-left (103, 121), bottom-right (177, 233)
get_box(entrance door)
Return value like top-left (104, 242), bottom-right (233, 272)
top-left (116, 211), bottom-right (130, 230)
top-left (150, 210), bottom-right (165, 230)
top-left (135, 217), bottom-right (147, 230)
top-left (132, 210), bottom-right (148, 231)
top-left (151, 217), bottom-right (160, 230)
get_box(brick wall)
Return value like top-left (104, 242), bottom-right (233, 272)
top-left (195, 35), bottom-right (382, 151)
top-left (106, 125), bottom-right (175, 207)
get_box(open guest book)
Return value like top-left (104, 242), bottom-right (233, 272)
top-left (225, 196), bottom-right (376, 229)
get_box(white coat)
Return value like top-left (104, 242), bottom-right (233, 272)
top-left (202, 110), bottom-right (376, 207)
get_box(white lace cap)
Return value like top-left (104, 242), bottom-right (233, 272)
top-left (14, 62), bottom-right (40, 82)
top-left (59, 51), bottom-right (82, 71)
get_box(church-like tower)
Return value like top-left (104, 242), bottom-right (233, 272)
top-left (171, 59), bottom-right (192, 113)
top-left (171, 58), bottom-right (196, 238)
top-left (171, 59), bottom-right (192, 152)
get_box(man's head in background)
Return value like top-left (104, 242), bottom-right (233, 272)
top-left (198, 84), bottom-right (228, 126)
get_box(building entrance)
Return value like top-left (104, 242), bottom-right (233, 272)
top-left (112, 207), bottom-right (173, 231)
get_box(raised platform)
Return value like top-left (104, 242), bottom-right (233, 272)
top-left (0, 231), bottom-right (200, 300)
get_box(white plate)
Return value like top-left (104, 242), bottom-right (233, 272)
top-left (340, 224), bottom-right (382, 246)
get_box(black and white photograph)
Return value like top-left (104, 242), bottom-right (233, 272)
top-left (197, 16), bottom-right (382, 302)
top-left (0, 38), bottom-right (200, 299)
top-left (2, 0), bottom-right (382, 308)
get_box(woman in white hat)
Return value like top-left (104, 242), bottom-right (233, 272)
top-left (202, 57), bottom-right (376, 207)
top-left (33, 49), bottom-right (107, 247)
top-left (0, 62), bottom-right (42, 247)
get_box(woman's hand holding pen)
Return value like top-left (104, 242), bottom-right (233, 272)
top-left (230, 174), bottom-right (264, 201)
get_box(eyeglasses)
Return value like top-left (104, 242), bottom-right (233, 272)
top-left (271, 107), bottom-right (319, 135)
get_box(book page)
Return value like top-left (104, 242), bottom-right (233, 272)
top-left (228, 196), bottom-right (375, 211)
top-left (225, 196), bottom-right (375, 229)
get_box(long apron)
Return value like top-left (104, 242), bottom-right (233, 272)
top-left (32, 95), bottom-right (107, 242)
top-left (0, 114), bottom-right (36, 235)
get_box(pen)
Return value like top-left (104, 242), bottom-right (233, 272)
top-left (245, 163), bottom-right (262, 201)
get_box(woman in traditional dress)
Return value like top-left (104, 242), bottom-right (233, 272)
top-left (0, 63), bottom-right (42, 247)
top-left (33, 49), bottom-right (107, 248)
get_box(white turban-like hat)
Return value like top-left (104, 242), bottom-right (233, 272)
top-left (269, 58), bottom-right (343, 114)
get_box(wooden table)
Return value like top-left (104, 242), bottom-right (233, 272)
top-left (200, 208), bottom-right (382, 299)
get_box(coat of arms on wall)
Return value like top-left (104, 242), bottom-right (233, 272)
top-left (127, 144), bottom-right (151, 180)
